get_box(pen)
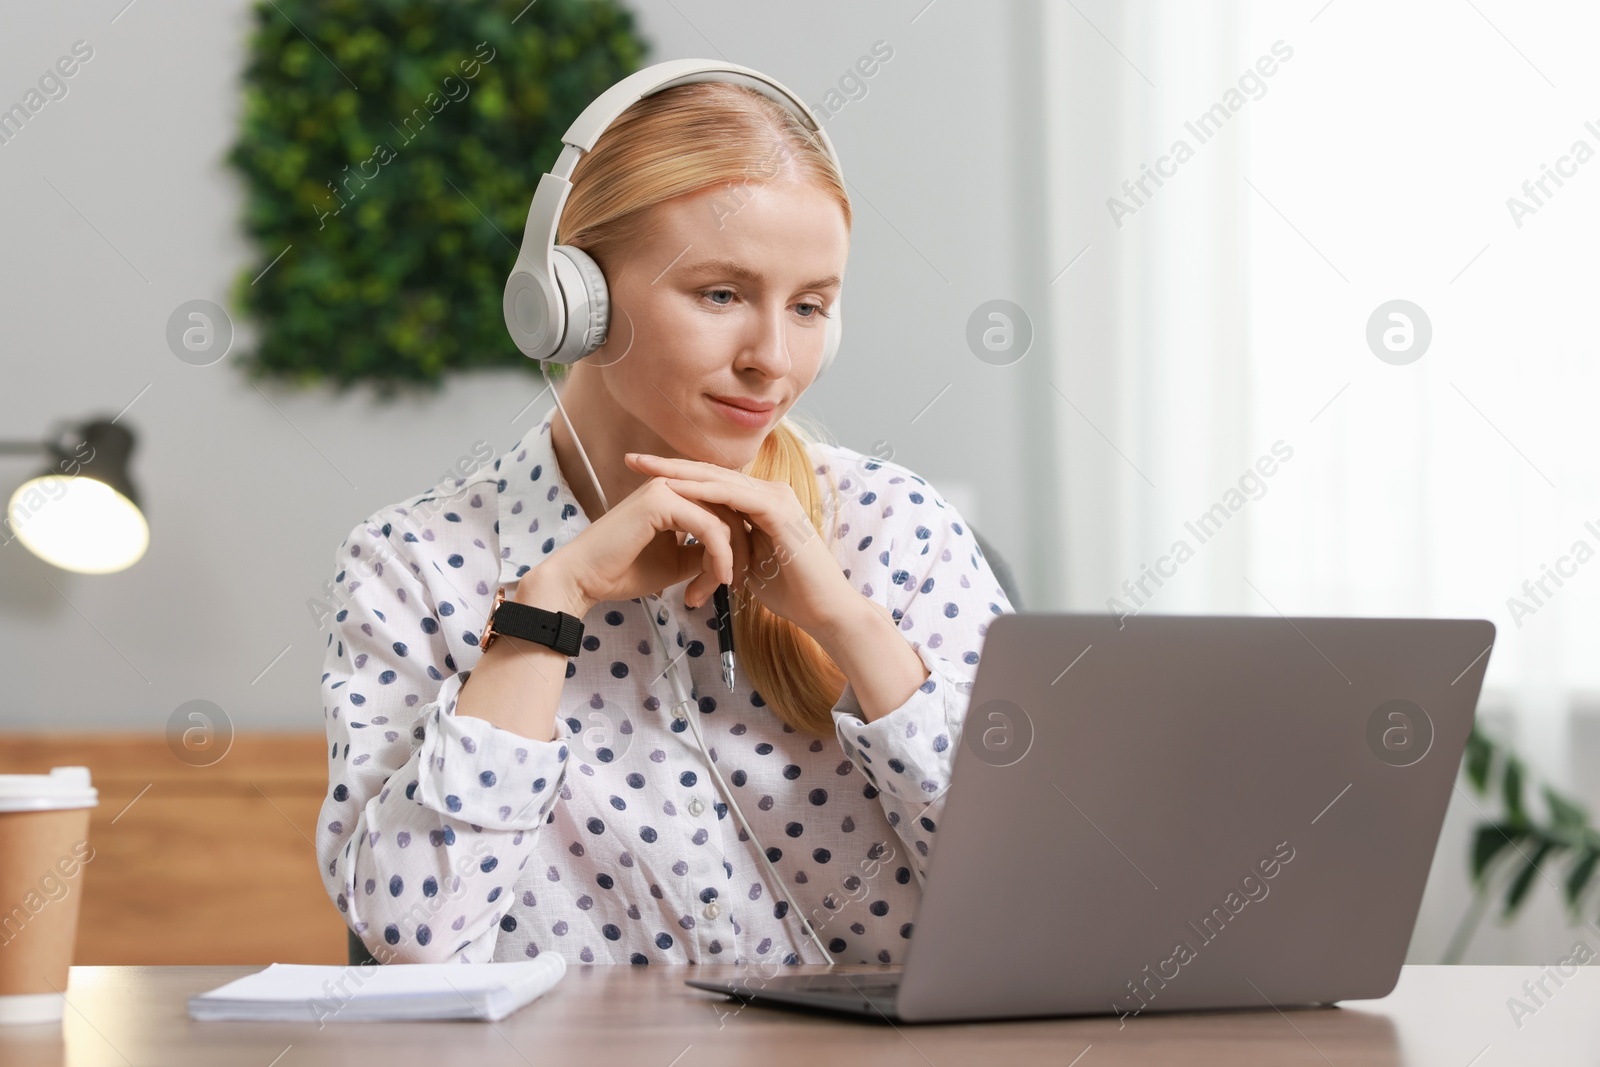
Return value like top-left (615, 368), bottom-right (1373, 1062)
top-left (713, 583), bottom-right (736, 690)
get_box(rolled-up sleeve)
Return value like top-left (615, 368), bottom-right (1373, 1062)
top-left (828, 477), bottom-right (1016, 886)
top-left (315, 516), bottom-right (575, 964)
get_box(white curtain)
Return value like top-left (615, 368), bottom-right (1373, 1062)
top-left (1039, 0), bottom-right (1600, 962)
top-left (1238, 0), bottom-right (1600, 798)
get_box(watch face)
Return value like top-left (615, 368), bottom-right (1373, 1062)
top-left (480, 586), bottom-right (508, 652)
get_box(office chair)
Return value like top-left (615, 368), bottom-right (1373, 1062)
top-left (348, 926), bottom-right (378, 968)
top-left (342, 527), bottom-right (1024, 964)
top-left (969, 524), bottom-right (1024, 612)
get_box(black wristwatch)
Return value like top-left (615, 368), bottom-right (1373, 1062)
top-left (479, 586), bottom-right (585, 657)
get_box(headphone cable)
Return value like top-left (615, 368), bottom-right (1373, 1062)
top-left (540, 363), bottom-right (835, 966)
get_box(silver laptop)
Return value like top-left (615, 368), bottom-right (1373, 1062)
top-left (686, 612), bottom-right (1495, 1023)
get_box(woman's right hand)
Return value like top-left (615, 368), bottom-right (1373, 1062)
top-left (517, 476), bottom-right (744, 613)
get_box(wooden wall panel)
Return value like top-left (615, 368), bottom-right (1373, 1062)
top-left (0, 733), bottom-right (344, 965)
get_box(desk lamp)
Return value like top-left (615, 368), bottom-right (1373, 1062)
top-left (0, 417), bottom-right (147, 574)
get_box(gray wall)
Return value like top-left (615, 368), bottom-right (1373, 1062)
top-left (0, 1), bottom-right (1041, 731)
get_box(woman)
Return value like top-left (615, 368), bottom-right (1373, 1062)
top-left (316, 77), bottom-right (1016, 968)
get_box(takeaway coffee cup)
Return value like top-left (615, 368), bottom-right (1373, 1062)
top-left (0, 767), bottom-right (98, 1026)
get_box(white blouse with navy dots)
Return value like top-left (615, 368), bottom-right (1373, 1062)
top-left (316, 405), bottom-right (1016, 967)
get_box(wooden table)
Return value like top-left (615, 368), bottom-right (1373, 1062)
top-left (2, 963), bottom-right (1597, 1065)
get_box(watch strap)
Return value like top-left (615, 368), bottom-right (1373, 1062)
top-left (485, 589), bottom-right (585, 656)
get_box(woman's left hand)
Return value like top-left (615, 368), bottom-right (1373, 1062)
top-left (623, 452), bottom-right (853, 638)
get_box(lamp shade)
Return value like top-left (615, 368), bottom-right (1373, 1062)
top-left (7, 420), bottom-right (147, 574)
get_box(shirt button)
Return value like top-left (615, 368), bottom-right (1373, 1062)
top-left (688, 798), bottom-right (705, 817)
top-left (703, 902), bottom-right (721, 919)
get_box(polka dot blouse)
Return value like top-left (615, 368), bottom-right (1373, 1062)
top-left (316, 406), bottom-right (1016, 967)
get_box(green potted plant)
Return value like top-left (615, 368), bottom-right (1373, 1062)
top-left (1443, 725), bottom-right (1600, 962)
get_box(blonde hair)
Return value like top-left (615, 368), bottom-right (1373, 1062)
top-left (552, 81), bottom-right (853, 737)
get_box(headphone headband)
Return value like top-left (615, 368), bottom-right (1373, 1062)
top-left (557, 62), bottom-right (839, 165)
top-left (504, 59), bottom-right (844, 376)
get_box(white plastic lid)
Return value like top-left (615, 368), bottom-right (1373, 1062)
top-left (0, 767), bottom-right (98, 813)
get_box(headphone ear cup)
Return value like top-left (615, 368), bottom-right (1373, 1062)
top-left (816, 293), bottom-right (842, 381)
top-left (504, 260), bottom-right (563, 362)
top-left (549, 244), bottom-right (611, 365)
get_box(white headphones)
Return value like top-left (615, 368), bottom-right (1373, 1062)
top-left (501, 58), bottom-right (844, 379)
